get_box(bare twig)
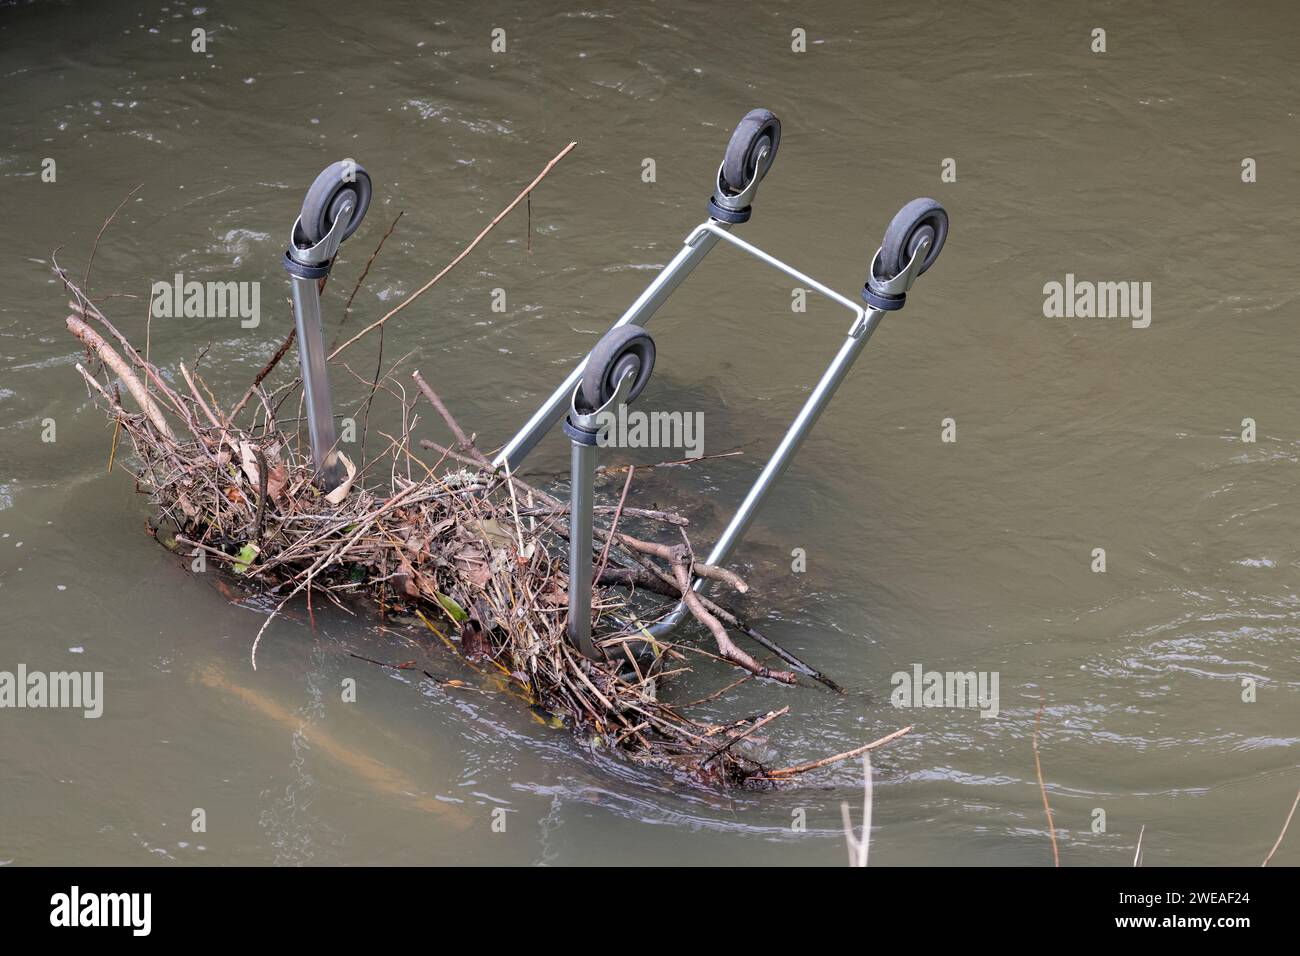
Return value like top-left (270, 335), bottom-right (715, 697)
top-left (67, 318), bottom-right (174, 440)
top-left (229, 328), bottom-right (297, 421)
top-left (331, 143), bottom-right (578, 360)
top-left (592, 466), bottom-right (634, 596)
top-left (671, 560), bottom-right (794, 683)
top-left (84, 182), bottom-right (143, 295)
top-left (766, 725), bottom-right (911, 778)
top-left (335, 209), bottom-right (404, 346)
top-left (412, 370), bottom-right (484, 462)
top-left (1262, 787), bottom-right (1300, 866)
top-left (702, 706), bottom-right (788, 766)
top-left (841, 753), bottom-right (873, 867)
top-left (1032, 694), bottom-right (1060, 867)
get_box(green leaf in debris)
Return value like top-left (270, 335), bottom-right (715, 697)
top-left (232, 542), bottom-right (260, 575)
top-left (435, 590), bottom-right (468, 623)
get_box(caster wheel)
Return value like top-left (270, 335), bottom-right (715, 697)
top-left (878, 197), bottom-right (948, 279)
top-left (721, 108), bottom-right (781, 194)
top-left (299, 160), bottom-right (372, 244)
top-left (581, 326), bottom-right (656, 409)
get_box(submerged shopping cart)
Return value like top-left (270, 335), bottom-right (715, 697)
top-left (282, 109), bottom-right (949, 661)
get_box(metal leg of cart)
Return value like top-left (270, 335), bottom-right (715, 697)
top-left (282, 160), bottom-right (374, 491)
top-left (563, 327), bottom-right (658, 659)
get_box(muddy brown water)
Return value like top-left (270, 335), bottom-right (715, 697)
top-left (2, 1), bottom-right (1298, 866)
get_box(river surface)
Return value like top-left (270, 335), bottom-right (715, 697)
top-left (2, 0), bottom-right (1298, 865)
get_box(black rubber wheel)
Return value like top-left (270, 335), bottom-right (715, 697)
top-left (878, 197), bottom-right (948, 278)
top-left (580, 326), bottom-right (656, 410)
top-left (721, 108), bottom-right (781, 194)
top-left (299, 160), bottom-right (372, 245)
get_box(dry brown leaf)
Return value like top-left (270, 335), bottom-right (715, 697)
top-left (238, 441), bottom-right (260, 486)
top-left (266, 463), bottom-right (289, 501)
top-left (396, 554), bottom-right (420, 598)
top-left (456, 561), bottom-right (491, 589)
top-left (459, 620), bottom-right (490, 662)
top-left (323, 452), bottom-right (357, 505)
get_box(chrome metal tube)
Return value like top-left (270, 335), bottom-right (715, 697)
top-left (492, 221), bottom-right (729, 472)
top-left (567, 437), bottom-right (598, 658)
top-left (705, 309), bottom-right (885, 571)
top-left (698, 222), bottom-right (867, 319)
top-left (648, 308), bottom-right (888, 639)
top-left (289, 273), bottom-right (344, 490)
